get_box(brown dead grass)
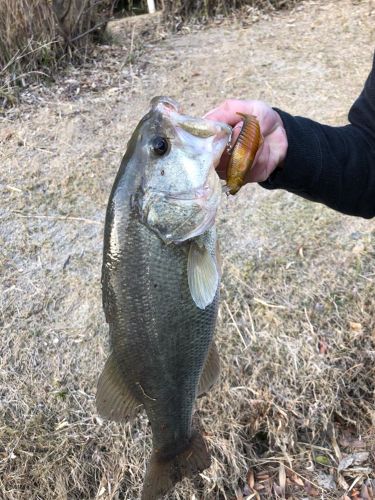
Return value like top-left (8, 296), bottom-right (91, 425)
top-left (0, 0), bottom-right (59, 102)
top-left (1, 0), bottom-right (375, 499)
top-left (0, 0), bottom-right (110, 104)
top-left (162, 0), bottom-right (303, 26)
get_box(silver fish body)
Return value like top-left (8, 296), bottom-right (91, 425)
top-left (97, 97), bottom-right (231, 499)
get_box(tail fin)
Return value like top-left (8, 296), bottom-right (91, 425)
top-left (141, 432), bottom-right (211, 500)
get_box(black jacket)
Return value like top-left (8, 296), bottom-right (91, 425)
top-left (261, 51), bottom-right (375, 219)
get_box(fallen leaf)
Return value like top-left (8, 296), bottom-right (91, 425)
top-left (338, 452), bottom-right (369, 471)
top-left (97, 487), bottom-right (106, 497)
top-left (361, 483), bottom-right (371, 500)
top-left (349, 322), bottom-right (362, 333)
top-left (256, 473), bottom-right (270, 481)
top-left (279, 463), bottom-right (286, 496)
top-left (273, 483), bottom-right (283, 496)
top-left (235, 488), bottom-right (244, 500)
top-left (317, 472), bottom-right (336, 490)
top-left (352, 451), bottom-right (370, 465)
top-left (339, 435), bottom-right (366, 450)
top-left (318, 338), bottom-right (329, 354)
top-left (364, 479), bottom-right (375, 498)
top-left (305, 483), bottom-right (320, 497)
top-left (290, 474), bottom-right (304, 487)
top-left (254, 482), bottom-right (265, 491)
top-left (55, 420), bottom-right (69, 431)
top-left (337, 475), bottom-right (350, 490)
top-left (350, 488), bottom-right (361, 499)
top-left (331, 428), bottom-right (342, 461)
top-left (247, 469), bottom-right (255, 489)
top-left (351, 242), bottom-right (365, 255)
top-left (242, 484), bottom-right (251, 497)
top-left (338, 455), bottom-right (354, 471)
top-left (314, 455), bottom-right (331, 466)
top-left (4, 130), bottom-right (14, 141)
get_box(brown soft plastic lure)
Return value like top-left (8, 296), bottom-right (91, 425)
top-left (226, 113), bottom-right (262, 195)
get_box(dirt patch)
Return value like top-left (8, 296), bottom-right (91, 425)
top-left (1, 1), bottom-right (374, 499)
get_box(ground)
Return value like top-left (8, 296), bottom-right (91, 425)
top-left (1, 0), bottom-right (374, 499)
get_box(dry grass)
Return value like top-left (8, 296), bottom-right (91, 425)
top-left (162, 0), bottom-right (303, 26)
top-left (1, 0), bottom-right (375, 498)
top-left (0, 0), bottom-right (110, 104)
top-left (0, 0), bottom-right (59, 102)
top-left (0, 0), bottom-right (314, 104)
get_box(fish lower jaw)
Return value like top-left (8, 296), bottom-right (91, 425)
top-left (144, 210), bottom-right (217, 246)
top-left (151, 182), bottom-right (215, 203)
top-left (139, 181), bottom-right (220, 244)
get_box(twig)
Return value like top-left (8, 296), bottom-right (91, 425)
top-left (12, 211), bottom-right (103, 225)
top-left (0, 41), bottom-right (57, 74)
top-left (253, 458), bottom-right (325, 491)
top-left (5, 185), bottom-right (23, 193)
top-left (223, 300), bottom-right (247, 348)
top-left (253, 297), bottom-right (288, 309)
top-left (70, 20), bottom-right (108, 43)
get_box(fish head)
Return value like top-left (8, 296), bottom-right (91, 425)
top-left (130, 96), bottom-right (231, 243)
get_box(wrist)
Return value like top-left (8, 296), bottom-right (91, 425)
top-left (269, 110), bottom-right (288, 171)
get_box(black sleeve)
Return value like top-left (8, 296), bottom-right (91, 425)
top-left (259, 51), bottom-right (375, 219)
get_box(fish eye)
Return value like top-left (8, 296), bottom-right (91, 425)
top-left (151, 136), bottom-right (169, 156)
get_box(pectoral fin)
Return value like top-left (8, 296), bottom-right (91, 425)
top-left (96, 354), bottom-right (142, 422)
top-left (188, 241), bottom-right (219, 309)
top-left (198, 341), bottom-right (220, 396)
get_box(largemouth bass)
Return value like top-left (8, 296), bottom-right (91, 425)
top-left (96, 97), bottom-right (231, 499)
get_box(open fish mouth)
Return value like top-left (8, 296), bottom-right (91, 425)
top-left (151, 96), bottom-right (232, 141)
top-left (140, 175), bottom-right (221, 244)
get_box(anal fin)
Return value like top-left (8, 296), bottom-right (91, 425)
top-left (198, 341), bottom-right (220, 397)
top-left (96, 354), bottom-right (142, 422)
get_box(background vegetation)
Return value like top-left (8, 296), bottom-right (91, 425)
top-left (0, 0), bottom-right (110, 99)
top-left (1, 0), bottom-right (374, 498)
top-left (163, 0), bottom-right (300, 23)
top-left (0, 0), bottom-right (303, 101)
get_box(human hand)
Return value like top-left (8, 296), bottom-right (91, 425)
top-left (204, 99), bottom-right (288, 183)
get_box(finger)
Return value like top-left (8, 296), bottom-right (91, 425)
top-left (204, 99), bottom-right (260, 126)
top-left (247, 143), bottom-right (272, 183)
top-left (206, 100), bottom-right (281, 139)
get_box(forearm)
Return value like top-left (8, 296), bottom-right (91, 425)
top-left (260, 51), bottom-right (375, 218)
top-left (260, 110), bottom-right (375, 218)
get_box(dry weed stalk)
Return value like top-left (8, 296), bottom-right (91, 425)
top-left (0, 1), bottom-right (59, 82)
top-left (0, 0), bottom-right (110, 99)
top-left (162, 0), bottom-right (303, 25)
